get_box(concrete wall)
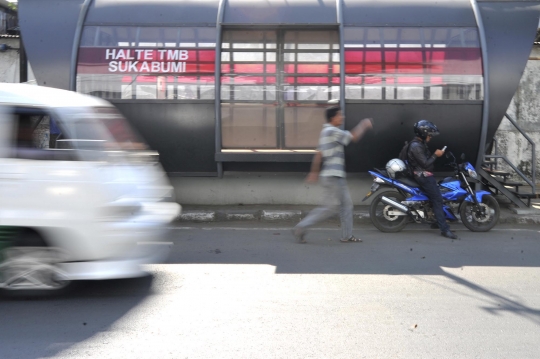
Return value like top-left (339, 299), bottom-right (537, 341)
top-left (171, 172), bottom-right (376, 206)
top-left (493, 45), bottom-right (540, 184)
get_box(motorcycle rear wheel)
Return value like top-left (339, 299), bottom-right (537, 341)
top-left (369, 191), bottom-right (409, 233)
top-left (459, 194), bottom-right (500, 232)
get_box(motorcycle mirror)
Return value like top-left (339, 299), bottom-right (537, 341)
top-left (461, 153), bottom-right (466, 160)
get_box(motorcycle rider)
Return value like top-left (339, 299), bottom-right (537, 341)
top-left (407, 120), bottom-right (458, 240)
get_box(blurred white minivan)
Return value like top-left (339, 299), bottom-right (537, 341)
top-left (0, 84), bottom-right (181, 296)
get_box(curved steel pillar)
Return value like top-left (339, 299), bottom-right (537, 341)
top-left (215, 0), bottom-right (226, 178)
top-left (337, 0), bottom-right (346, 129)
top-left (470, 0), bottom-right (490, 172)
top-left (69, 0), bottom-right (94, 91)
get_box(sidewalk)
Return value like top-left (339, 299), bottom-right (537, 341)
top-left (176, 203), bottom-right (540, 225)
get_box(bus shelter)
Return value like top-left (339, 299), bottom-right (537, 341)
top-left (18, 0), bottom-right (540, 176)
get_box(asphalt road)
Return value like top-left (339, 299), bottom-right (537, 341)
top-left (1, 223), bottom-right (540, 359)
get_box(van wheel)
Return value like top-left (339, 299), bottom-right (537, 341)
top-left (0, 231), bottom-right (72, 298)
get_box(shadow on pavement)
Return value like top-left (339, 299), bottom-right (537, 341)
top-left (170, 226), bottom-right (540, 276)
top-left (442, 271), bottom-right (540, 326)
top-left (0, 275), bottom-right (154, 359)
top-left (170, 225), bottom-right (540, 325)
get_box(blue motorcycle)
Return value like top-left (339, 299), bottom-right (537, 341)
top-left (363, 152), bottom-right (500, 232)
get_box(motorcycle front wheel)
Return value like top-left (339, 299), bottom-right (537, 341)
top-left (369, 191), bottom-right (409, 233)
top-left (459, 194), bottom-right (500, 232)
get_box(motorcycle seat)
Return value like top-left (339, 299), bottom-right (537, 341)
top-left (397, 177), bottom-right (420, 188)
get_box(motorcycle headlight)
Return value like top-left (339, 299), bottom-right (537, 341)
top-left (468, 169), bottom-right (478, 179)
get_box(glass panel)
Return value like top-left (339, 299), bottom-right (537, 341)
top-left (77, 74), bottom-right (216, 100)
top-left (96, 27), bottom-right (119, 47)
top-left (462, 29), bottom-right (480, 48)
top-left (80, 26), bottom-right (98, 47)
top-left (233, 52), bottom-right (264, 62)
top-left (330, 86), bottom-right (340, 100)
top-left (284, 105), bottom-right (326, 148)
top-left (221, 30), bottom-right (339, 151)
top-left (296, 86), bottom-right (330, 101)
top-left (284, 31), bottom-right (339, 46)
top-left (363, 86), bottom-right (383, 100)
top-left (138, 27), bottom-right (179, 47)
top-left (344, 27), bottom-right (483, 101)
top-left (76, 74), bottom-right (128, 99)
top-left (266, 86), bottom-right (276, 101)
top-left (283, 53), bottom-right (295, 62)
top-left (282, 30), bottom-right (340, 104)
top-left (90, 26), bottom-right (138, 47)
top-left (296, 53), bottom-right (330, 62)
top-left (221, 30), bottom-right (277, 104)
top-left (222, 76), bottom-right (275, 101)
top-left (221, 104), bottom-right (277, 148)
top-left (222, 30), bottom-right (277, 44)
top-left (233, 43), bottom-right (264, 49)
top-left (77, 26), bottom-right (217, 100)
top-left (396, 87), bottom-right (424, 100)
top-left (298, 44), bottom-right (330, 50)
top-left (345, 85), bottom-right (362, 99)
top-left (233, 86), bottom-right (265, 101)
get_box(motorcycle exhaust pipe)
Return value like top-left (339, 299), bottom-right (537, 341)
top-left (381, 196), bottom-right (410, 214)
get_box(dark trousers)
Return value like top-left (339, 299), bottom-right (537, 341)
top-left (415, 175), bottom-right (450, 233)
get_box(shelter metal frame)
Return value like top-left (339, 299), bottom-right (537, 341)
top-left (470, 0), bottom-right (490, 173)
top-left (70, 0), bottom-right (95, 91)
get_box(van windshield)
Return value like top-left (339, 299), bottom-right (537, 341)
top-left (57, 107), bottom-right (148, 151)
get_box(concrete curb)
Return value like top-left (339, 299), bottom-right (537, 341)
top-left (261, 210), bottom-right (302, 221)
top-left (177, 211), bottom-right (216, 222)
top-left (499, 214), bottom-right (540, 225)
top-left (175, 206), bottom-right (540, 225)
top-left (177, 209), bottom-right (309, 223)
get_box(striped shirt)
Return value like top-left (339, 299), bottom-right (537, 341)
top-left (318, 124), bottom-right (353, 178)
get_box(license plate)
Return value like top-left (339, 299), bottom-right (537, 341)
top-left (362, 183), bottom-right (380, 202)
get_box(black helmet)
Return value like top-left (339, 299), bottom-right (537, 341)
top-left (414, 120), bottom-right (440, 140)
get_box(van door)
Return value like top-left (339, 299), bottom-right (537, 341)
top-left (0, 106), bottom-right (23, 224)
top-left (0, 108), bottom-right (79, 229)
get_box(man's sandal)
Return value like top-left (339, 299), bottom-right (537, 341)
top-left (292, 229), bottom-right (307, 244)
top-left (340, 236), bottom-right (362, 243)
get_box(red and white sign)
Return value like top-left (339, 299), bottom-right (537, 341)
top-left (77, 48), bottom-right (216, 74)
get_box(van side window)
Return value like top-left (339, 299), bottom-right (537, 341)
top-left (12, 112), bottom-right (75, 161)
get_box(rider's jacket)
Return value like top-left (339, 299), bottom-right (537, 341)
top-left (407, 138), bottom-right (437, 174)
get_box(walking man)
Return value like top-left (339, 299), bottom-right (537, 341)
top-left (292, 106), bottom-right (373, 243)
